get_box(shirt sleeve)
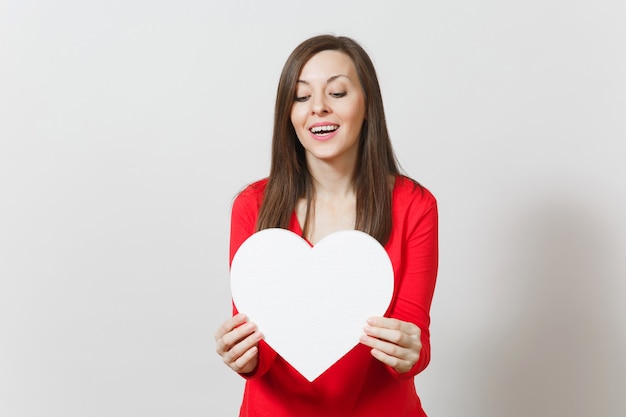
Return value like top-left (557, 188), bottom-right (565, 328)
top-left (229, 186), bottom-right (278, 379)
top-left (387, 190), bottom-right (439, 380)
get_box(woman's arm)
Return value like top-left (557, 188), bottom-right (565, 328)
top-left (217, 185), bottom-right (278, 379)
top-left (360, 193), bottom-right (439, 379)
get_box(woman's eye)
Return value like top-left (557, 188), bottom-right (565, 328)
top-left (294, 95), bottom-right (310, 102)
top-left (330, 92), bottom-right (347, 98)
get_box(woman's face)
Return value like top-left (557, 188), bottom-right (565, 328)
top-left (290, 50), bottom-right (366, 167)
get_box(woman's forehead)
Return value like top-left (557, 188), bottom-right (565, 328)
top-left (298, 50), bottom-right (357, 81)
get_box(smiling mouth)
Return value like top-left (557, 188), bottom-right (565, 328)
top-left (310, 125), bottom-right (339, 136)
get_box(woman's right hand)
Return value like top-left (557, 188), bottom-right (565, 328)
top-left (214, 313), bottom-right (263, 374)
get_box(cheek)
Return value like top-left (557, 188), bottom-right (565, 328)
top-left (289, 112), bottom-right (306, 141)
top-left (290, 107), bottom-right (305, 128)
top-left (345, 98), bottom-right (366, 124)
top-left (287, 103), bottom-right (309, 144)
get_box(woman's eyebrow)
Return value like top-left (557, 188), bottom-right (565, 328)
top-left (327, 74), bottom-right (350, 83)
top-left (296, 74), bottom-right (350, 85)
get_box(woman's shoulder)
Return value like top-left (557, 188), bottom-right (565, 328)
top-left (231, 178), bottom-right (268, 218)
top-left (393, 175), bottom-right (437, 207)
top-left (237, 178), bottom-right (269, 199)
top-left (232, 178), bottom-right (268, 210)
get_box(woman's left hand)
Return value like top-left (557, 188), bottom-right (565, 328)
top-left (359, 316), bottom-right (422, 374)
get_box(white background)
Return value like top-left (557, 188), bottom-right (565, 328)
top-left (1, 1), bottom-right (625, 416)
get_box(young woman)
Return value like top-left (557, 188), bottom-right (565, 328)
top-left (215, 35), bottom-right (438, 417)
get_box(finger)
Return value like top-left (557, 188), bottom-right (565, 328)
top-left (231, 346), bottom-right (259, 374)
top-left (363, 325), bottom-right (410, 348)
top-left (367, 317), bottom-right (420, 336)
top-left (222, 321), bottom-right (257, 347)
top-left (216, 321), bottom-right (258, 354)
top-left (214, 313), bottom-right (248, 340)
top-left (359, 334), bottom-right (410, 359)
top-left (360, 334), bottom-right (420, 373)
top-left (222, 330), bottom-right (263, 365)
top-left (370, 347), bottom-right (413, 374)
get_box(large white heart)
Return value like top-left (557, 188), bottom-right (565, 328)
top-left (230, 228), bottom-right (394, 382)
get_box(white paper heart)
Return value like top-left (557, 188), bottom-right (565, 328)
top-left (230, 228), bottom-right (394, 381)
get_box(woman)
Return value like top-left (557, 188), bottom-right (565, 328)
top-left (215, 35), bottom-right (438, 416)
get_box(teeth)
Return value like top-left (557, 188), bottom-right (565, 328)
top-left (310, 125), bottom-right (338, 134)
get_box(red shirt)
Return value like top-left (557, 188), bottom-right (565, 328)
top-left (229, 176), bottom-right (438, 417)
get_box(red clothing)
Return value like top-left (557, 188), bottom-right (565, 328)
top-left (229, 176), bottom-right (438, 417)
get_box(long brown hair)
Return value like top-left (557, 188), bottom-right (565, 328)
top-left (256, 35), bottom-right (405, 245)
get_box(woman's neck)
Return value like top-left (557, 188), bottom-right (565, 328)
top-left (306, 154), bottom-right (357, 199)
top-left (298, 155), bottom-right (358, 245)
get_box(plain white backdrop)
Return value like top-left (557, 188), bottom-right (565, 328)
top-left (1, 1), bottom-right (625, 416)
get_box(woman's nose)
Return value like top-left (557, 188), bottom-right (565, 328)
top-left (311, 95), bottom-right (330, 115)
